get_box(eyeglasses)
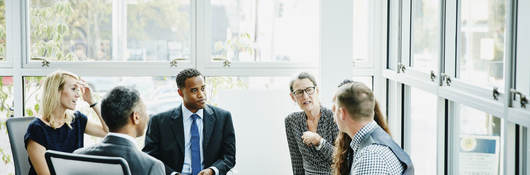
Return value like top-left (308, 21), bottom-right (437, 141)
top-left (292, 86), bottom-right (316, 97)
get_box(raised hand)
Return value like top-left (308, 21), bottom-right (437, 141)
top-left (76, 80), bottom-right (94, 105)
top-left (301, 131), bottom-right (322, 147)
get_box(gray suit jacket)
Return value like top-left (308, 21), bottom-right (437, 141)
top-left (75, 135), bottom-right (165, 175)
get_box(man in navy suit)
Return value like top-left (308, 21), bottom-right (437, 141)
top-left (143, 68), bottom-right (236, 175)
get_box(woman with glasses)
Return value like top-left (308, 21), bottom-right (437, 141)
top-left (285, 72), bottom-right (339, 175)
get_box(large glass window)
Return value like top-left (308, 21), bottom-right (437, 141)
top-left (458, 0), bottom-right (506, 89)
top-left (409, 87), bottom-right (437, 174)
top-left (0, 0), bottom-right (5, 61)
top-left (353, 0), bottom-right (371, 68)
top-left (29, 0), bottom-right (113, 61)
top-left (411, 0), bottom-right (440, 73)
top-left (523, 127), bottom-right (530, 174)
top-left (458, 104), bottom-right (502, 175)
top-left (23, 76), bottom-right (180, 148)
top-left (515, 4), bottom-right (530, 110)
top-left (0, 77), bottom-right (15, 174)
top-left (29, 0), bottom-right (191, 62)
top-left (126, 0), bottom-right (191, 61)
top-left (210, 0), bottom-right (319, 64)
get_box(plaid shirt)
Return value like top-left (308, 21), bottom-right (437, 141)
top-left (285, 107), bottom-right (339, 175)
top-left (349, 121), bottom-right (404, 175)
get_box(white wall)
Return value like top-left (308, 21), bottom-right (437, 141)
top-left (215, 89), bottom-right (298, 174)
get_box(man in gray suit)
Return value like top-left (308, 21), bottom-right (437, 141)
top-left (75, 86), bottom-right (165, 175)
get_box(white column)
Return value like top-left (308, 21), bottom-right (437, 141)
top-left (319, 0), bottom-right (354, 107)
top-left (7, 0), bottom-right (25, 117)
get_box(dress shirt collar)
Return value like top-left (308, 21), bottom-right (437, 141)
top-left (107, 132), bottom-right (138, 148)
top-left (350, 120), bottom-right (378, 150)
top-left (182, 103), bottom-right (203, 120)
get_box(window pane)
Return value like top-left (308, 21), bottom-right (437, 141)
top-left (409, 87), bottom-right (437, 174)
top-left (0, 0), bottom-right (5, 61)
top-left (353, 0), bottom-right (371, 68)
top-left (519, 126), bottom-right (530, 174)
top-left (24, 76), bottom-right (180, 148)
top-left (515, 0), bottom-right (530, 108)
top-left (352, 76), bottom-right (373, 90)
top-left (458, 104), bottom-right (502, 175)
top-left (206, 76), bottom-right (296, 174)
top-left (458, 0), bottom-right (506, 89)
top-left (411, 0), bottom-right (440, 72)
top-left (0, 77), bottom-right (14, 174)
top-left (30, 0), bottom-right (113, 61)
top-left (211, 0), bottom-right (319, 63)
top-left (126, 0), bottom-right (191, 61)
top-left (29, 0), bottom-right (191, 62)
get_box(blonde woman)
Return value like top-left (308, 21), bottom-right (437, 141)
top-left (24, 70), bottom-right (108, 175)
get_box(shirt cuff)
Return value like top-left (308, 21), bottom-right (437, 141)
top-left (209, 166), bottom-right (219, 175)
top-left (315, 138), bottom-right (325, 150)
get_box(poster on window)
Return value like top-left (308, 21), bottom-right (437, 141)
top-left (459, 135), bottom-right (500, 175)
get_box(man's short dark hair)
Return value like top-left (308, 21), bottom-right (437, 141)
top-left (289, 72), bottom-right (317, 92)
top-left (101, 86), bottom-right (141, 132)
top-left (176, 68), bottom-right (203, 89)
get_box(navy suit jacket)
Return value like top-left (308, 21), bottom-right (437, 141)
top-left (142, 104), bottom-right (236, 175)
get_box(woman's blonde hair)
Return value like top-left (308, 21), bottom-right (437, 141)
top-left (40, 70), bottom-right (79, 129)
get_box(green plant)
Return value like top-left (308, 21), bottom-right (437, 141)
top-left (213, 33), bottom-right (256, 61)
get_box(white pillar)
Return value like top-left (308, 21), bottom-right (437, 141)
top-left (319, 0), bottom-right (354, 107)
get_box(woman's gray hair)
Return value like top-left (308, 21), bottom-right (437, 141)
top-left (289, 72), bottom-right (317, 92)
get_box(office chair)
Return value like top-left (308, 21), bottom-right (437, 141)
top-left (6, 117), bottom-right (35, 175)
top-left (45, 150), bottom-right (131, 175)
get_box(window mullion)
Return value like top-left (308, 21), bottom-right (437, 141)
top-left (196, 0), bottom-right (208, 71)
top-left (8, 0), bottom-right (26, 117)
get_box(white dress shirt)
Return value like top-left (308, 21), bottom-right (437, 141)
top-left (177, 104), bottom-right (219, 175)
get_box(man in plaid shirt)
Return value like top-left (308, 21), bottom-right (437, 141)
top-left (332, 82), bottom-right (413, 175)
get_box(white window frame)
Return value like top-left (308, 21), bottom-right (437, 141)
top-left (512, 0), bottom-right (530, 114)
top-left (21, 0), bottom-right (196, 70)
top-left (385, 0), bottom-right (523, 174)
top-left (197, 0), bottom-right (319, 76)
top-left (4, 0), bottom-right (345, 118)
top-left (402, 85), bottom-right (446, 174)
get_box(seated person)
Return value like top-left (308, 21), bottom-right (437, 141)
top-left (331, 81), bottom-right (413, 175)
top-left (75, 86), bottom-right (165, 175)
top-left (25, 70), bottom-right (108, 175)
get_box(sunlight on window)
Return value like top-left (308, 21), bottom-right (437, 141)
top-left (0, 77), bottom-right (15, 174)
top-left (409, 87), bottom-right (437, 174)
top-left (458, 104), bottom-right (503, 175)
top-left (353, 0), bottom-right (371, 68)
top-left (0, 0), bottom-right (5, 60)
top-left (411, 0), bottom-right (440, 73)
top-left (29, 0), bottom-right (191, 62)
top-left (211, 0), bottom-right (319, 63)
top-left (459, 0), bottom-right (506, 89)
top-left (23, 76), bottom-right (181, 149)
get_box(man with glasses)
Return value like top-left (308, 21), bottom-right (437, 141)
top-left (285, 72), bottom-right (339, 175)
